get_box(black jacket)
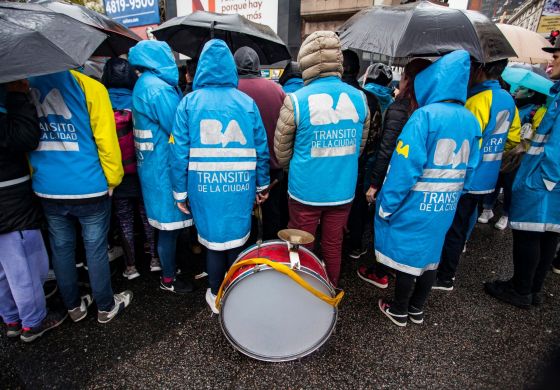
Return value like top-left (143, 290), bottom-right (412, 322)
top-left (0, 91), bottom-right (44, 234)
top-left (370, 98), bottom-right (411, 189)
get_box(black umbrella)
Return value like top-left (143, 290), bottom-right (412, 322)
top-left (0, 2), bottom-right (107, 83)
top-left (29, 0), bottom-right (142, 57)
top-left (337, 1), bottom-right (517, 63)
top-left (153, 11), bottom-right (291, 65)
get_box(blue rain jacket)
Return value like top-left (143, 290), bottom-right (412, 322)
top-left (510, 81), bottom-right (560, 233)
top-left (363, 83), bottom-right (394, 114)
top-left (282, 78), bottom-right (304, 93)
top-left (129, 41), bottom-right (192, 230)
top-left (464, 80), bottom-right (517, 194)
top-left (170, 40), bottom-right (270, 250)
top-left (374, 50), bottom-right (481, 276)
top-left (108, 88), bottom-right (132, 110)
top-left (287, 76), bottom-right (368, 206)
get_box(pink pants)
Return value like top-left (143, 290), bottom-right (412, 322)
top-left (288, 198), bottom-right (352, 286)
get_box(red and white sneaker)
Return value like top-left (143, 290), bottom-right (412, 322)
top-left (357, 265), bottom-right (389, 289)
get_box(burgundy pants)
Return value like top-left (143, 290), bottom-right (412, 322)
top-left (288, 198), bottom-right (352, 286)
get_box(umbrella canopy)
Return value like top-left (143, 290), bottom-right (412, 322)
top-left (496, 24), bottom-right (552, 65)
top-left (0, 2), bottom-right (107, 83)
top-left (29, 0), bottom-right (142, 57)
top-left (337, 1), bottom-right (516, 63)
top-left (501, 67), bottom-right (554, 97)
top-left (153, 11), bottom-right (291, 65)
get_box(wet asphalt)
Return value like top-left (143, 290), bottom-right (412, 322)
top-left (1, 220), bottom-right (559, 389)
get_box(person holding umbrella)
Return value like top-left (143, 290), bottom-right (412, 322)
top-left (128, 41), bottom-right (195, 295)
top-left (484, 41), bottom-right (560, 307)
top-left (375, 50), bottom-right (481, 326)
top-left (170, 39), bottom-right (270, 314)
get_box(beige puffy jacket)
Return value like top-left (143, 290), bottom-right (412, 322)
top-left (274, 31), bottom-right (371, 168)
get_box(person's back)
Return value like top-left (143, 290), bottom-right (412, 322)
top-left (234, 46), bottom-right (285, 170)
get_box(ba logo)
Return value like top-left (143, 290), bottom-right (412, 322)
top-left (308, 93), bottom-right (359, 125)
top-left (200, 119), bottom-right (246, 147)
top-left (433, 139), bottom-right (470, 168)
top-left (30, 88), bottom-right (72, 120)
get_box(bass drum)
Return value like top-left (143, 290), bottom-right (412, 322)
top-left (219, 240), bottom-right (338, 362)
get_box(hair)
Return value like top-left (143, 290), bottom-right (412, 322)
top-left (474, 59), bottom-right (509, 80)
top-left (399, 58), bottom-right (432, 113)
top-left (101, 58), bottom-right (137, 90)
top-left (342, 50), bottom-right (360, 77)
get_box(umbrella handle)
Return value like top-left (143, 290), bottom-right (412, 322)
top-left (210, 21), bottom-right (216, 39)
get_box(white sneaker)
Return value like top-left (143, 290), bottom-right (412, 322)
top-left (205, 288), bottom-right (219, 314)
top-left (494, 215), bottom-right (509, 231)
top-left (97, 290), bottom-right (133, 324)
top-left (477, 209), bottom-right (494, 224)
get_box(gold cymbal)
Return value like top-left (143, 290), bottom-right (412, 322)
top-left (277, 229), bottom-right (315, 245)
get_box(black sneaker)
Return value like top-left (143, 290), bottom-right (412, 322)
top-left (378, 299), bottom-right (407, 327)
top-left (432, 277), bottom-right (454, 291)
top-left (20, 310), bottom-right (67, 342)
top-left (484, 280), bottom-right (532, 309)
top-left (6, 322), bottom-right (21, 338)
top-left (160, 277), bottom-right (195, 294)
top-left (408, 306), bottom-right (424, 324)
top-left (348, 248), bottom-right (367, 259)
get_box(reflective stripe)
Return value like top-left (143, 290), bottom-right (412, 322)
top-left (532, 134), bottom-right (549, 143)
top-left (133, 129), bottom-right (153, 139)
top-left (375, 250), bottom-right (439, 277)
top-left (510, 222), bottom-right (560, 233)
top-left (135, 141), bottom-right (154, 151)
top-left (311, 145), bottom-right (356, 158)
top-left (37, 141), bottom-right (79, 152)
top-left (467, 189), bottom-right (495, 195)
top-left (288, 192), bottom-right (354, 206)
top-left (482, 152), bottom-right (503, 162)
top-left (148, 218), bottom-right (193, 230)
top-left (256, 184), bottom-right (269, 193)
top-left (197, 232), bottom-right (250, 251)
top-left (527, 146), bottom-right (544, 156)
top-left (412, 182), bottom-right (463, 192)
top-left (35, 190), bottom-right (107, 199)
top-left (0, 175), bottom-right (30, 188)
top-left (421, 169), bottom-right (466, 179)
top-left (189, 148), bottom-right (256, 158)
top-left (173, 191), bottom-right (187, 201)
top-left (188, 161), bottom-right (256, 171)
top-left (378, 205), bottom-right (392, 219)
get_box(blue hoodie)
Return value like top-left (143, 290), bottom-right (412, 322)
top-left (363, 83), bottom-right (394, 114)
top-left (108, 88), bottom-right (133, 110)
top-left (510, 81), bottom-right (560, 233)
top-left (374, 50), bottom-right (481, 276)
top-left (129, 40), bottom-right (192, 230)
top-left (282, 78), bottom-right (304, 94)
top-left (170, 39), bottom-right (270, 250)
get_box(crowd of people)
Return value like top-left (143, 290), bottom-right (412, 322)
top-left (1, 30), bottom-right (559, 342)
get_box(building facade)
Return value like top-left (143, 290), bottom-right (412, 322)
top-left (508, 0), bottom-right (545, 31)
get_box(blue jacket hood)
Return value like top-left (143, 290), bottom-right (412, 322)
top-left (108, 88), bottom-right (133, 110)
top-left (415, 50), bottom-right (470, 107)
top-left (128, 41), bottom-right (178, 87)
top-left (193, 39), bottom-right (238, 90)
top-left (363, 83), bottom-right (394, 111)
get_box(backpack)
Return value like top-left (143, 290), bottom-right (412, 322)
top-left (114, 109), bottom-right (136, 174)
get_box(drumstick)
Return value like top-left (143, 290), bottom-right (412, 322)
top-left (259, 178), bottom-right (279, 196)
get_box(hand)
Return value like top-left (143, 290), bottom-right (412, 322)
top-left (6, 80), bottom-right (30, 94)
top-left (256, 192), bottom-right (269, 205)
top-left (366, 186), bottom-right (377, 204)
top-left (177, 202), bottom-right (191, 215)
top-left (108, 187), bottom-right (114, 197)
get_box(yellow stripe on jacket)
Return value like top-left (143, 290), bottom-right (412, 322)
top-left (70, 70), bottom-right (123, 188)
top-left (533, 106), bottom-right (547, 130)
top-left (505, 108), bottom-right (521, 152)
top-left (465, 89), bottom-right (491, 148)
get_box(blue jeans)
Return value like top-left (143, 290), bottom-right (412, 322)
top-left (0, 230), bottom-right (48, 328)
top-left (42, 199), bottom-right (114, 311)
top-left (207, 248), bottom-right (242, 295)
top-left (157, 229), bottom-right (181, 278)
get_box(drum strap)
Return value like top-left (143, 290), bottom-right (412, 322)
top-left (216, 258), bottom-right (345, 310)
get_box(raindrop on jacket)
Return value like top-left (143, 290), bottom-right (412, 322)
top-left (374, 50), bottom-right (482, 276)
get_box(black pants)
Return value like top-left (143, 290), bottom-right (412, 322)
top-left (392, 270), bottom-right (437, 314)
top-left (347, 183), bottom-right (368, 250)
top-left (262, 169), bottom-right (289, 241)
top-left (512, 230), bottom-right (559, 295)
top-left (437, 193), bottom-right (483, 282)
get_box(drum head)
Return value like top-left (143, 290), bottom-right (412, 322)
top-left (220, 268), bottom-right (337, 362)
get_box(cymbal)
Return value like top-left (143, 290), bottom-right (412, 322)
top-left (277, 229), bottom-right (315, 245)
